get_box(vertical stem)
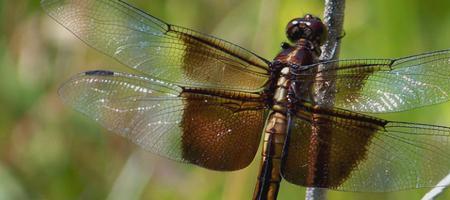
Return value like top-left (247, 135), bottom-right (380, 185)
top-left (320, 0), bottom-right (346, 61)
top-left (306, 0), bottom-right (345, 200)
top-left (422, 174), bottom-right (450, 200)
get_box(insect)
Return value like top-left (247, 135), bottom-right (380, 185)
top-left (42, 0), bottom-right (450, 199)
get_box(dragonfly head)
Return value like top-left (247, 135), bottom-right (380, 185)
top-left (286, 14), bottom-right (328, 47)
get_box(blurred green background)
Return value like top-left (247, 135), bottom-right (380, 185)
top-left (1, 0), bottom-right (450, 199)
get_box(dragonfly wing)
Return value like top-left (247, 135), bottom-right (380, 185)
top-left (59, 70), bottom-right (267, 170)
top-left (281, 105), bottom-right (450, 191)
top-left (42, 0), bottom-right (270, 91)
top-left (297, 49), bottom-right (450, 113)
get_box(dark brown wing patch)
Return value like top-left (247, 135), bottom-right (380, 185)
top-left (282, 106), bottom-right (385, 189)
top-left (180, 92), bottom-right (267, 171)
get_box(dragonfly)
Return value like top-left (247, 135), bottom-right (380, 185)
top-left (42, 0), bottom-right (450, 199)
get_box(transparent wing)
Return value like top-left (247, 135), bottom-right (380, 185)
top-left (282, 105), bottom-right (450, 191)
top-left (297, 49), bottom-right (450, 113)
top-left (59, 70), bottom-right (267, 170)
top-left (42, 0), bottom-right (270, 91)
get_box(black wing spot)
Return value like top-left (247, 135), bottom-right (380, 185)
top-left (85, 70), bottom-right (115, 76)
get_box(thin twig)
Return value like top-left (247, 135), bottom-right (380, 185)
top-left (305, 0), bottom-right (345, 200)
top-left (422, 174), bottom-right (450, 200)
top-left (320, 0), bottom-right (346, 61)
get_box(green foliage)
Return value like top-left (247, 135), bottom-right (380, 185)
top-left (0, 0), bottom-right (449, 199)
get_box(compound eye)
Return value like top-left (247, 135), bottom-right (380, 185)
top-left (286, 18), bottom-right (304, 42)
top-left (308, 20), bottom-right (328, 45)
top-left (285, 15), bottom-right (328, 45)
